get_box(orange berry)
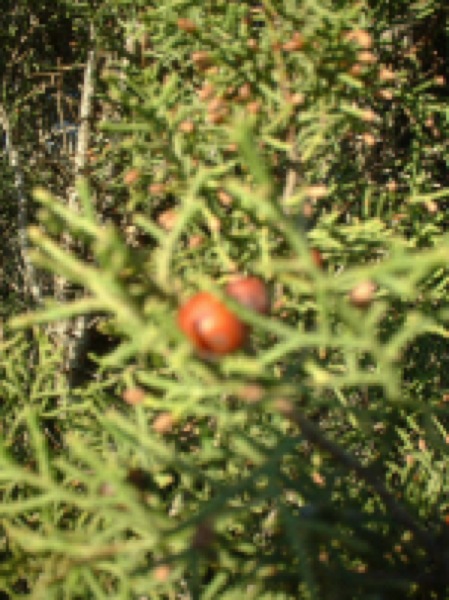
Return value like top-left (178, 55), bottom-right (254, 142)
top-left (178, 292), bottom-right (248, 356)
top-left (226, 275), bottom-right (270, 315)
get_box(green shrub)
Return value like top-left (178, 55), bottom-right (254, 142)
top-left (3, 1), bottom-right (449, 598)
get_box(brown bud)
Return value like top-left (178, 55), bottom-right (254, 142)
top-left (302, 201), bottom-right (314, 218)
top-left (188, 234), bottom-right (204, 249)
top-left (312, 471), bottom-right (325, 487)
top-left (217, 190), bottom-right (233, 206)
top-left (207, 108), bottom-right (229, 124)
top-left (123, 168), bottom-right (141, 186)
top-left (153, 412), bottom-right (175, 434)
top-left (349, 63), bottom-right (363, 77)
top-left (425, 200), bottom-right (438, 214)
top-left (361, 108), bottom-right (379, 123)
top-left (283, 32), bottom-right (304, 52)
top-left (344, 29), bottom-right (373, 49)
top-left (207, 96), bottom-right (226, 113)
top-left (418, 438), bottom-right (427, 452)
top-left (311, 248), bottom-right (324, 268)
top-left (238, 384), bottom-right (264, 403)
top-left (357, 51), bottom-right (377, 64)
top-left (377, 89), bottom-right (393, 101)
top-left (349, 280), bottom-right (377, 308)
top-left (157, 209), bottom-right (178, 231)
top-left (98, 482), bottom-right (116, 497)
top-left (149, 183), bottom-right (166, 196)
top-left (362, 132), bottom-right (377, 146)
top-left (405, 454), bottom-right (415, 467)
top-left (192, 51), bottom-right (213, 70)
top-left (378, 67), bottom-right (396, 82)
top-left (177, 18), bottom-right (197, 34)
top-left (198, 82), bottom-right (215, 101)
top-left (247, 38), bottom-right (258, 50)
top-left (386, 180), bottom-right (398, 192)
top-left (246, 100), bottom-right (261, 115)
top-left (122, 387), bottom-right (146, 405)
top-left (153, 564), bottom-right (171, 582)
top-left (179, 120), bottom-right (195, 134)
top-left (238, 83), bottom-right (252, 102)
top-left (288, 92), bottom-right (305, 106)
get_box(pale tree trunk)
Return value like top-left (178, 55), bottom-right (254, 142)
top-left (0, 104), bottom-right (42, 304)
top-left (53, 39), bottom-right (96, 387)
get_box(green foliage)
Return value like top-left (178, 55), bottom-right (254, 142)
top-left (3, 0), bottom-right (449, 598)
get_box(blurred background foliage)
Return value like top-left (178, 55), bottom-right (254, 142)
top-left (2, 0), bottom-right (449, 598)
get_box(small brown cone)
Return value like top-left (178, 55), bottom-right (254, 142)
top-left (349, 280), bottom-right (377, 308)
top-left (153, 412), bottom-right (175, 434)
